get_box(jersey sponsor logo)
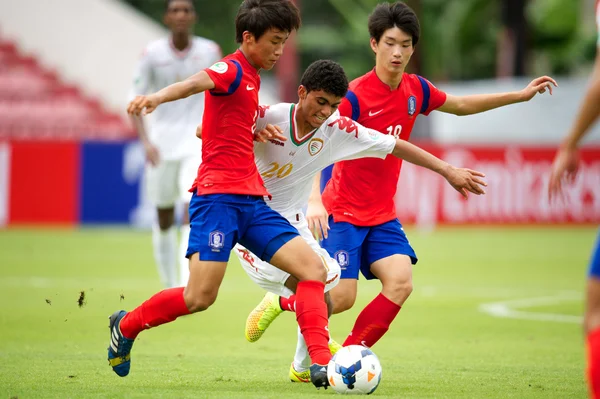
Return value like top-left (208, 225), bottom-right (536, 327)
top-left (368, 109), bottom-right (384, 117)
top-left (246, 84), bottom-right (255, 91)
top-left (258, 105), bottom-right (270, 118)
top-left (367, 129), bottom-right (380, 141)
top-left (334, 250), bottom-right (350, 269)
top-left (209, 230), bottom-right (225, 251)
top-left (408, 96), bottom-right (417, 116)
top-left (308, 138), bottom-right (324, 156)
top-left (209, 61), bottom-right (228, 74)
top-left (328, 117), bottom-right (359, 138)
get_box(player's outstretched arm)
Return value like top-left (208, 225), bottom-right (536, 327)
top-left (549, 52), bottom-right (600, 199)
top-left (438, 76), bottom-right (557, 116)
top-left (391, 139), bottom-right (487, 199)
top-left (127, 71), bottom-right (216, 116)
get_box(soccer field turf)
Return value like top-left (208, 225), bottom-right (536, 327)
top-left (0, 226), bottom-right (595, 398)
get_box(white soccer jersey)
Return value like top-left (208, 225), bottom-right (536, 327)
top-left (131, 36), bottom-right (221, 160)
top-left (254, 102), bottom-right (396, 216)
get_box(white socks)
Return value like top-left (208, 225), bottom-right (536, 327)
top-left (293, 326), bottom-right (311, 372)
top-left (152, 225), bottom-right (177, 288)
top-left (178, 224), bottom-right (191, 286)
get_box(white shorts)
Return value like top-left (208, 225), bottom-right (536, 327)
top-left (235, 211), bottom-right (341, 298)
top-left (145, 154), bottom-right (200, 208)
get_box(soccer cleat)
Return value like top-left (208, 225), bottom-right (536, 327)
top-left (245, 292), bottom-right (283, 342)
top-left (107, 310), bottom-right (135, 377)
top-left (289, 363), bottom-right (311, 383)
top-left (309, 363), bottom-right (330, 389)
top-left (329, 339), bottom-right (342, 355)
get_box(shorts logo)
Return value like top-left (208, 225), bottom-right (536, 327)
top-left (209, 231), bottom-right (225, 251)
top-left (308, 138), bottom-right (324, 156)
top-left (408, 96), bottom-right (417, 116)
top-left (209, 62), bottom-right (228, 74)
top-left (334, 250), bottom-right (350, 269)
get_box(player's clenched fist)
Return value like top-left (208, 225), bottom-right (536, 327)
top-left (444, 167), bottom-right (487, 199)
top-left (127, 94), bottom-right (161, 116)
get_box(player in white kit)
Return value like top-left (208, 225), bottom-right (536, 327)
top-left (233, 60), bottom-right (487, 381)
top-left (130, 0), bottom-right (221, 287)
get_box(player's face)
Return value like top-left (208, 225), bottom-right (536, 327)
top-left (164, 0), bottom-right (196, 35)
top-left (298, 86), bottom-right (343, 129)
top-left (370, 27), bottom-right (414, 75)
top-left (243, 28), bottom-right (289, 70)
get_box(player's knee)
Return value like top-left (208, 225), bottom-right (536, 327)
top-left (299, 258), bottom-right (327, 283)
top-left (383, 278), bottom-right (413, 305)
top-left (183, 290), bottom-right (218, 313)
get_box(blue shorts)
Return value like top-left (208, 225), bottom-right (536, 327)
top-left (321, 217), bottom-right (417, 280)
top-left (588, 228), bottom-right (600, 279)
top-left (186, 193), bottom-right (299, 262)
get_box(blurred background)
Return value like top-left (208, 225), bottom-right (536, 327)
top-left (0, 0), bottom-right (598, 227)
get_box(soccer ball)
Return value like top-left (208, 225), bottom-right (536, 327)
top-left (327, 345), bottom-right (382, 395)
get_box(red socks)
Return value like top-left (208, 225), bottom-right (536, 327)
top-left (588, 327), bottom-right (600, 398)
top-left (280, 295), bottom-right (296, 312)
top-left (343, 293), bottom-right (400, 348)
top-left (119, 287), bottom-right (191, 339)
top-left (295, 281), bottom-right (331, 365)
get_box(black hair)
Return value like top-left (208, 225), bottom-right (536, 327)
top-left (300, 60), bottom-right (348, 99)
top-left (235, 0), bottom-right (301, 44)
top-left (165, 0), bottom-right (194, 12)
top-left (368, 2), bottom-right (420, 46)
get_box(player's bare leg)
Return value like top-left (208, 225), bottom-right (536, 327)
top-left (269, 236), bottom-right (332, 388)
top-left (341, 255), bottom-right (412, 347)
top-left (153, 207), bottom-right (178, 288)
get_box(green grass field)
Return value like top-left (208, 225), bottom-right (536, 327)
top-left (0, 226), bottom-right (596, 398)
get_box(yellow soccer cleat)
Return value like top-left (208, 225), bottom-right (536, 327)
top-left (329, 339), bottom-right (342, 355)
top-left (245, 292), bottom-right (284, 342)
top-left (289, 363), bottom-right (311, 383)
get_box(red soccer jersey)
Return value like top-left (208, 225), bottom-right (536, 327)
top-left (322, 69), bottom-right (447, 226)
top-left (190, 50), bottom-right (268, 196)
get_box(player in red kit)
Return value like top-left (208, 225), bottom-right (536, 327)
top-left (245, 1), bottom-right (557, 378)
top-left (549, 1), bottom-right (600, 397)
top-left (110, 0), bottom-right (331, 389)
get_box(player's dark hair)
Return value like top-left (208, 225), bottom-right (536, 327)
top-left (368, 2), bottom-right (420, 46)
top-left (300, 60), bottom-right (348, 99)
top-left (165, 0), bottom-right (194, 12)
top-left (235, 0), bottom-right (301, 44)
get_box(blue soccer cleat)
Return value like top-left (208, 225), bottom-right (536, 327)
top-left (107, 310), bottom-right (135, 377)
top-left (310, 363), bottom-right (330, 389)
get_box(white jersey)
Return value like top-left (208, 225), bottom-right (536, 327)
top-left (254, 103), bottom-right (396, 217)
top-left (131, 36), bottom-right (221, 160)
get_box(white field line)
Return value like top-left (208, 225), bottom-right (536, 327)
top-left (478, 293), bottom-right (583, 324)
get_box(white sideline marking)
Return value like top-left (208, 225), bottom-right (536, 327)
top-left (479, 293), bottom-right (583, 324)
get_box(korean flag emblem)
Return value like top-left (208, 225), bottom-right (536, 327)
top-left (408, 95), bottom-right (417, 116)
top-left (334, 250), bottom-right (350, 269)
top-left (209, 231), bottom-right (225, 251)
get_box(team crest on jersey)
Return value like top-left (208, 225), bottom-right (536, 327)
top-left (408, 96), bottom-right (417, 116)
top-left (209, 231), bottom-right (225, 251)
top-left (308, 138), bottom-right (324, 156)
top-left (334, 250), bottom-right (350, 269)
top-left (209, 61), bottom-right (228, 74)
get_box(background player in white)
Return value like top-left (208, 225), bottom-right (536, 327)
top-left (548, 1), bottom-right (600, 396)
top-left (131, 0), bottom-right (221, 287)
top-left (230, 60), bottom-right (487, 382)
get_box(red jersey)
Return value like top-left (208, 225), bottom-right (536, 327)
top-left (322, 69), bottom-right (446, 226)
top-left (190, 50), bottom-right (268, 197)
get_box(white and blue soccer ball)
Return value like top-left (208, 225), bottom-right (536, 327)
top-left (327, 345), bottom-right (382, 395)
